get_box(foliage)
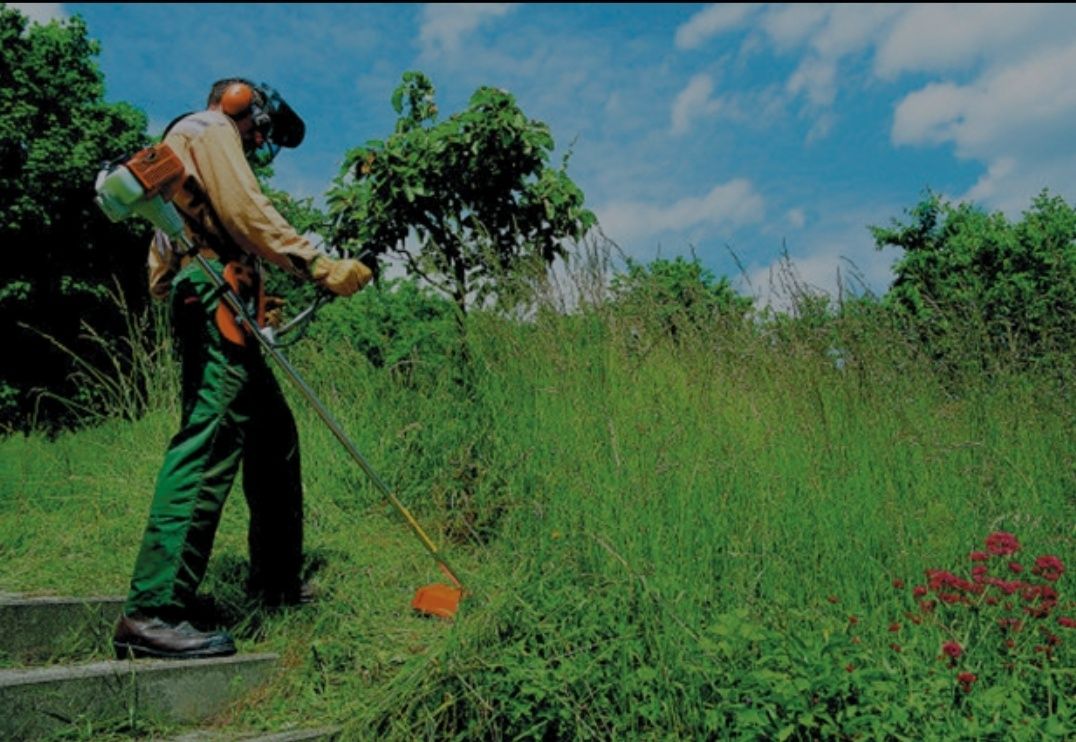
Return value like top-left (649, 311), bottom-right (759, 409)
top-left (872, 190), bottom-right (1076, 371)
top-left (2, 278), bottom-right (1074, 738)
top-left (609, 254), bottom-right (753, 341)
top-left (0, 5), bottom-right (149, 432)
top-left (326, 71), bottom-right (596, 324)
top-left (306, 276), bottom-right (456, 385)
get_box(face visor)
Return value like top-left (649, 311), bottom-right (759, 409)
top-left (245, 83), bottom-right (306, 167)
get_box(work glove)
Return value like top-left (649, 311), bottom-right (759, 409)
top-left (264, 296), bottom-right (286, 329)
top-left (311, 256), bottom-right (373, 297)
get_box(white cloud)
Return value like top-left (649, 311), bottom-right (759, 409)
top-left (675, 3), bottom-right (758, 50)
top-left (894, 40), bottom-right (1076, 155)
top-left (786, 208), bottom-right (806, 230)
top-left (874, 4), bottom-right (1069, 78)
top-left (786, 56), bottom-right (837, 107)
top-left (891, 38), bottom-right (1076, 212)
top-left (767, 5), bottom-right (898, 109)
top-left (10, 3), bottom-right (67, 24)
top-left (806, 4), bottom-right (900, 59)
top-left (759, 4), bottom-right (830, 51)
top-left (419, 3), bottom-right (515, 57)
top-left (670, 74), bottom-right (722, 135)
top-left (673, 4), bottom-right (1076, 214)
top-left (597, 179), bottom-right (765, 246)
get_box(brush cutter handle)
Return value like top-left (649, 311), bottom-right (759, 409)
top-left (190, 253), bottom-right (465, 590)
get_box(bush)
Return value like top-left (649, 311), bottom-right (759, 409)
top-left (872, 190), bottom-right (1076, 372)
top-left (306, 277), bottom-right (457, 384)
top-left (609, 255), bottom-right (753, 343)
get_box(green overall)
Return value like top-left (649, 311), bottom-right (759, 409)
top-left (125, 260), bottom-right (303, 617)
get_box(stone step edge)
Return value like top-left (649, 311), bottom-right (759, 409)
top-left (0, 593), bottom-right (126, 658)
top-left (1, 652), bottom-right (279, 738)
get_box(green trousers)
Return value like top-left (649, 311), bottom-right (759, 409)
top-left (125, 261), bottom-right (304, 617)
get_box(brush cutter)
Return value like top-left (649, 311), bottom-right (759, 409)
top-left (95, 142), bottom-right (463, 619)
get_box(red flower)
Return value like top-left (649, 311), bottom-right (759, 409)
top-left (971, 565), bottom-right (988, 579)
top-left (927, 569), bottom-right (975, 594)
top-left (890, 642), bottom-right (902, 653)
top-left (1009, 561), bottom-right (1023, 574)
top-left (1026, 603), bottom-right (1055, 619)
top-left (942, 641), bottom-right (962, 659)
top-left (889, 622), bottom-right (902, 633)
top-left (913, 585), bottom-right (928, 598)
top-left (989, 578), bottom-right (1023, 595)
top-left (1059, 616), bottom-right (1076, 629)
top-left (920, 600), bottom-right (937, 613)
top-left (827, 595), bottom-right (839, 604)
top-left (969, 551), bottom-right (989, 562)
top-left (998, 617), bottom-right (1023, 633)
top-left (986, 531), bottom-right (1020, 557)
top-left (957, 672), bottom-right (976, 692)
top-left (892, 578), bottom-right (905, 589)
top-left (848, 615), bottom-right (858, 625)
top-left (1031, 555), bottom-right (1065, 582)
top-left (845, 663), bottom-right (855, 673)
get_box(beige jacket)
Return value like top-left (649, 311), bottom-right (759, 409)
top-left (147, 110), bottom-right (321, 299)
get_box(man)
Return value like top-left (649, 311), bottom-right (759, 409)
top-left (113, 79), bottom-right (370, 659)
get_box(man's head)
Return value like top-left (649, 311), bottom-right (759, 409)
top-left (207, 78), bottom-right (306, 165)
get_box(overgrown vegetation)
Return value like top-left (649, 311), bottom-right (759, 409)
top-left (873, 189), bottom-right (1076, 374)
top-left (2, 235), bottom-right (1074, 739)
top-left (0, 6), bottom-right (149, 432)
top-left (1, 5), bottom-right (1074, 738)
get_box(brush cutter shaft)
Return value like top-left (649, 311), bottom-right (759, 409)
top-left (190, 253), bottom-right (464, 590)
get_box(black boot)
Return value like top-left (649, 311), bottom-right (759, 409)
top-left (248, 579), bottom-right (319, 608)
top-left (113, 613), bottom-right (236, 660)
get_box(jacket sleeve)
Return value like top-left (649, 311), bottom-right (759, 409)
top-left (188, 120), bottom-right (322, 278)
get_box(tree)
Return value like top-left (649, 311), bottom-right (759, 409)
top-left (872, 189), bottom-right (1076, 367)
top-left (0, 6), bottom-right (149, 431)
top-left (326, 71), bottom-right (595, 328)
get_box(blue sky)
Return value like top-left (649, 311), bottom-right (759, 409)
top-left (16, 3), bottom-right (1076, 303)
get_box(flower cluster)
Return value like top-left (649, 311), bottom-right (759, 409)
top-left (890, 531), bottom-right (1072, 694)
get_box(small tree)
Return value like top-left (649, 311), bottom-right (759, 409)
top-left (326, 71), bottom-right (595, 329)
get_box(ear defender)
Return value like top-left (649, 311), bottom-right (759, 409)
top-left (220, 83), bottom-right (255, 117)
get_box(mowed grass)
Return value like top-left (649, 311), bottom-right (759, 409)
top-left (1, 302), bottom-right (1073, 739)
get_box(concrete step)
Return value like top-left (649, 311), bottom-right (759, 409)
top-left (0, 593), bottom-right (125, 661)
top-left (0, 652), bottom-right (278, 739)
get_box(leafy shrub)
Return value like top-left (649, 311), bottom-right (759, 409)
top-left (872, 190), bottom-right (1076, 372)
top-left (609, 255), bottom-right (753, 343)
top-left (306, 277), bottom-right (456, 384)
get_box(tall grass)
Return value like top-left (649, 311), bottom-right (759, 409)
top-left (0, 251), bottom-right (1072, 739)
